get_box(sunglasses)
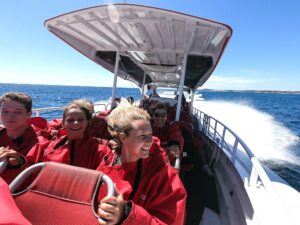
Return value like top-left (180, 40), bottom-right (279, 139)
top-left (154, 112), bottom-right (167, 118)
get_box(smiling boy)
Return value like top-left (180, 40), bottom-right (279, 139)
top-left (0, 92), bottom-right (47, 183)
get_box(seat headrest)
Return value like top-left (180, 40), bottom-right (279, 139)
top-left (30, 162), bottom-right (102, 204)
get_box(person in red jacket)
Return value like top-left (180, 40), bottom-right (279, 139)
top-left (96, 100), bottom-right (186, 225)
top-left (168, 95), bottom-right (192, 124)
top-left (89, 113), bottom-right (112, 140)
top-left (0, 92), bottom-right (48, 184)
top-left (47, 99), bottom-right (112, 140)
top-left (47, 99), bottom-right (94, 139)
top-left (26, 100), bottom-right (109, 170)
top-left (151, 103), bottom-right (184, 167)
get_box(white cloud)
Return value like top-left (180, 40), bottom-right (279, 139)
top-left (238, 68), bottom-right (259, 74)
top-left (209, 76), bottom-right (262, 84)
top-left (267, 78), bottom-right (279, 82)
top-left (203, 75), bottom-right (280, 90)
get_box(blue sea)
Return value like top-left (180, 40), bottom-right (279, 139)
top-left (0, 83), bottom-right (299, 192)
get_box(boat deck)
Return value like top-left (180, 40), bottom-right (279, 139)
top-left (183, 164), bottom-right (219, 225)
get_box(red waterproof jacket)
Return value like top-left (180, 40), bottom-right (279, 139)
top-left (167, 107), bottom-right (191, 124)
top-left (0, 125), bottom-right (48, 184)
top-left (97, 137), bottom-right (186, 225)
top-left (26, 134), bottom-right (109, 170)
top-left (88, 115), bottom-right (111, 139)
top-left (0, 178), bottom-right (31, 225)
top-left (48, 118), bottom-right (63, 130)
top-left (152, 122), bottom-right (184, 151)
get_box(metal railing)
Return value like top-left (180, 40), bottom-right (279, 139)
top-left (192, 107), bottom-right (274, 189)
top-left (32, 106), bottom-right (65, 117)
top-left (191, 106), bottom-right (298, 225)
top-left (32, 103), bottom-right (109, 117)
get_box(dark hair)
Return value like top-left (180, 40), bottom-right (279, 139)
top-left (63, 101), bottom-right (93, 122)
top-left (0, 92), bottom-right (32, 112)
top-left (126, 96), bottom-right (134, 104)
top-left (153, 103), bottom-right (167, 112)
top-left (72, 99), bottom-right (95, 114)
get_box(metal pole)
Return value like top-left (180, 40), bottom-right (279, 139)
top-left (141, 71), bottom-right (146, 98)
top-left (190, 90), bottom-right (195, 113)
top-left (111, 51), bottom-right (120, 106)
top-left (175, 53), bottom-right (188, 121)
top-left (175, 25), bottom-right (196, 121)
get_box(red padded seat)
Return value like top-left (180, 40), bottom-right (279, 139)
top-left (12, 162), bottom-right (106, 225)
top-left (0, 178), bottom-right (31, 225)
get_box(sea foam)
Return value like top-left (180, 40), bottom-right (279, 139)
top-left (193, 100), bottom-right (300, 165)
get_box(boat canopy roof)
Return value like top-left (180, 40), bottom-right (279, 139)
top-left (45, 4), bottom-right (232, 91)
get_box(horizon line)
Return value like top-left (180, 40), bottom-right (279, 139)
top-left (1, 82), bottom-right (299, 93)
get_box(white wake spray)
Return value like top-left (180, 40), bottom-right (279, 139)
top-left (193, 100), bottom-right (300, 165)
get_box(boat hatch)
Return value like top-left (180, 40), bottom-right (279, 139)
top-left (45, 4), bottom-right (232, 91)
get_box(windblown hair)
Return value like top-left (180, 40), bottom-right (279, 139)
top-left (107, 98), bottom-right (150, 137)
top-left (0, 92), bottom-right (32, 113)
top-left (72, 99), bottom-right (95, 115)
top-left (63, 100), bottom-right (93, 122)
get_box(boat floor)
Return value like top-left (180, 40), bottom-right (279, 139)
top-left (183, 165), bottom-right (219, 225)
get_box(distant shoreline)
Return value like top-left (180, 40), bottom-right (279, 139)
top-left (1, 83), bottom-right (299, 94)
top-left (199, 89), bottom-right (300, 94)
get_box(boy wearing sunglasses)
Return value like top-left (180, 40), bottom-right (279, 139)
top-left (151, 103), bottom-right (184, 167)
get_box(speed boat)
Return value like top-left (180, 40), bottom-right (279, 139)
top-left (1, 3), bottom-right (299, 225)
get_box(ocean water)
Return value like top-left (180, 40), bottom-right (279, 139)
top-left (195, 90), bottom-right (300, 191)
top-left (0, 84), bottom-right (299, 191)
top-left (0, 83), bottom-right (141, 119)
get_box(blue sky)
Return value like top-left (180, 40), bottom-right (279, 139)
top-left (1, 0), bottom-right (299, 91)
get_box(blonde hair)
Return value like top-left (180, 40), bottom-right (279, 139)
top-left (107, 98), bottom-right (150, 137)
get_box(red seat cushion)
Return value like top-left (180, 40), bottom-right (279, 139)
top-left (13, 162), bottom-right (103, 225)
top-left (15, 192), bottom-right (97, 225)
top-left (0, 178), bottom-right (31, 225)
top-left (29, 117), bottom-right (48, 130)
